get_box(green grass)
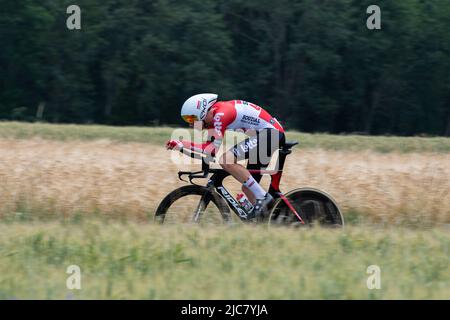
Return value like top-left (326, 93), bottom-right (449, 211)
top-left (1, 121), bottom-right (449, 153)
top-left (0, 121), bottom-right (172, 145)
top-left (0, 222), bottom-right (448, 299)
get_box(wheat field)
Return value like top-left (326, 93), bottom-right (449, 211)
top-left (0, 123), bottom-right (449, 300)
top-left (0, 137), bottom-right (449, 226)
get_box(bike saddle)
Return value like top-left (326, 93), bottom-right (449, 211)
top-left (283, 141), bottom-right (299, 150)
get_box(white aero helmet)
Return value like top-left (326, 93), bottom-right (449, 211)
top-left (181, 93), bottom-right (218, 124)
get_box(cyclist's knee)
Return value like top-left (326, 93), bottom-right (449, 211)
top-left (219, 152), bottom-right (236, 169)
top-left (220, 162), bottom-right (234, 171)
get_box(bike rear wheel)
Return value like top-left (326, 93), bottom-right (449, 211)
top-left (155, 185), bottom-right (231, 225)
top-left (268, 188), bottom-right (344, 228)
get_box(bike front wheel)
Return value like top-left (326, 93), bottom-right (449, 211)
top-left (268, 188), bottom-right (344, 228)
top-left (155, 185), bottom-right (232, 225)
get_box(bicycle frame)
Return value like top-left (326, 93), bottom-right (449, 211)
top-left (179, 144), bottom-right (305, 223)
top-left (206, 168), bottom-right (279, 221)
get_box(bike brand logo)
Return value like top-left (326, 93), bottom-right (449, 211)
top-left (214, 112), bottom-right (225, 137)
top-left (218, 186), bottom-right (248, 219)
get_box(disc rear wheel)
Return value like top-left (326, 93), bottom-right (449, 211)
top-left (268, 188), bottom-right (344, 228)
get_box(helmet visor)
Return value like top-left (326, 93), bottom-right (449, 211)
top-left (182, 115), bottom-right (199, 124)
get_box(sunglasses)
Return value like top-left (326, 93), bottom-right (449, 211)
top-left (182, 115), bottom-right (199, 124)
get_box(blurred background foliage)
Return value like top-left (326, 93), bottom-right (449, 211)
top-left (0, 0), bottom-right (449, 135)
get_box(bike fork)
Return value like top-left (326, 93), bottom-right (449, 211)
top-left (192, 193), bottom-right (210, 223)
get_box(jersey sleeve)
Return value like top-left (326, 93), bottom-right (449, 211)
top-left (207, 103), bottom-right (236, 154)
top-left (180, 140), bottom-right (217, 156)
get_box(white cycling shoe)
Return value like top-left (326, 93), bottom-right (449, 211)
top-left (252, 193), bottom-right (274, 220)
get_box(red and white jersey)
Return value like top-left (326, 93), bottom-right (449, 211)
top-left (210, 100), bottom-right (284, 136)
top-left (182, 100), bottom-right (284, 156)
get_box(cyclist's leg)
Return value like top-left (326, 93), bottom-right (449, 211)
top-left (244, 162), bottom-right (263, 204)
top-left (218, 150), bottom-right (251, 183)
top-left (244, 129), bottom-right (285, 201)
top-left (218, 135), bottom-right (266, 202)
top-left (220, 129), bottom-right (282, 203)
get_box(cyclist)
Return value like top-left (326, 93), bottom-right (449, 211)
top-left (166, 93), bottom-right (286, 218)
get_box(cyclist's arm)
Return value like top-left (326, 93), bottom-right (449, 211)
top-left (179, 145), bottom-right (205, 160)
top-left (179, 139), bottom-right (217, 157)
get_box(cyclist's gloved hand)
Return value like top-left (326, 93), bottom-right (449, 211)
top-left (166, 139), bottom-right (183, 151)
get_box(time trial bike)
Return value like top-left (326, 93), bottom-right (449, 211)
top-left (155, 141), bottom-right (344, 227)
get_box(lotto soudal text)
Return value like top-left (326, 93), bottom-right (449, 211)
top-left (241, 115), bottom-right (260, 126)
top-left (213, 112), bottom-right (224, 137)
top-left (232, 137), bottom-right (258, 158)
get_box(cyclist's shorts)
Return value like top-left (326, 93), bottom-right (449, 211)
top-left (229, 128), bottom-right (285, 183)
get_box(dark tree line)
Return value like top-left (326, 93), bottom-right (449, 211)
top-left (1, 0), bottom-right (449, 135)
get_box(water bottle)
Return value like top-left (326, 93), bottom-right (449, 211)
top-left (237, 193), bottom-right (254, 212)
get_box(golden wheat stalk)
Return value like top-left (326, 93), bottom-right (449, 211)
top-left (0, 138), bottom-right (449, 225)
